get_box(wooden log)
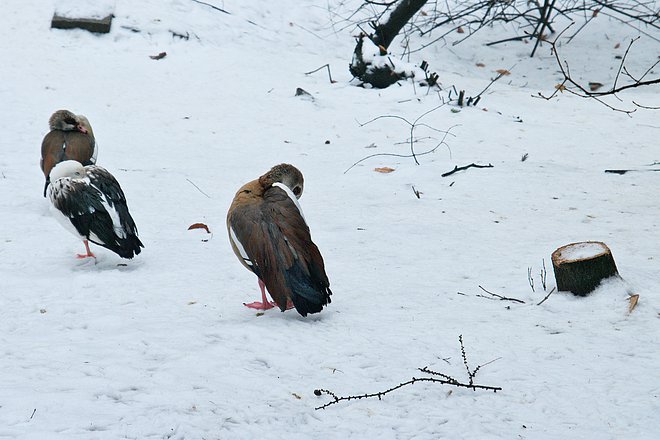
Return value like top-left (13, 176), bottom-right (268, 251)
top-left (51, 14), bottom-right (113, 34)
top-left (551, 241), bottom-right (619, 296)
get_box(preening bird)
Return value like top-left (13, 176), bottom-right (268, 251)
top-left (227, 164), bottom-right (332, 317)
top-left (47, 160), bottom-right (143, 259)
top-left (41, 109), bottom-right (98, 197)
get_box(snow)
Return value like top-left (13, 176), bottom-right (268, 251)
top-left (1, 0), bottom-right (659, 439)
top-left (554, 241), bottom-right (609, 261)
top-left (54, 0), bottom-right (115, 19)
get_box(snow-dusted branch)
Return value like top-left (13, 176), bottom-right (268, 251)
top-left (314, 335), bottom-right (502, 410)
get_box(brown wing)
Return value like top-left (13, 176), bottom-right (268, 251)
top-left (228, 186), bottom-right (331, 316)
top-left (41, 130), bottom-right (95, 178)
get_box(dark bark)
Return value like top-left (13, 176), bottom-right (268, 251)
top-left (552, 242), bottom-right (619, 296)
top-left (372, 0), bottom-right (429, 50)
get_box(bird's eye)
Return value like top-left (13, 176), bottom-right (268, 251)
top-left (293, 186), bottom-right (302, 196)
top-left (64, 118), bottom-right (76, 125)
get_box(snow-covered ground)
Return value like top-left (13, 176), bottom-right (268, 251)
top-left (1, 1), bottom-right (658, 438)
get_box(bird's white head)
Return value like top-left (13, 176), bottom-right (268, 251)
top-left (49, 160), bottom-right (87, 182)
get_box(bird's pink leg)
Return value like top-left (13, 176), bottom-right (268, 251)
top-left (76, 240), bottom-right (96, 259)
top-left (243, 279), bottom-right (276, 310)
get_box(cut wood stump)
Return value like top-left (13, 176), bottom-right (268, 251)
top-left (551, 241), bottom-right (619, 296)
top-left (51, 0), bottom-right (115, 34)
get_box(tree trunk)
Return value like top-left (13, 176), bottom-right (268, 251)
top-left (551, 241), bottom-right (619, 296)
top-left (373, 0), bottom-right (429, 51)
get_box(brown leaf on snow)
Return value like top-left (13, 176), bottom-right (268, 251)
top-left (592, 9), bottom-right (600, 17)
top-left (476, 62), bottom-right (485, 68)
top-left (374, 167), bottom-right (395, 173)
top-left (188, 223), bottom-right (211, 234)
top-left (589, 82), bottom-right (604, 91)
top-left (495, 69), bottom-right (511, 76)
top-left (457, 26), bottom-right (464, 34)
top-left (614, 42), bottom-right (621, 49)
top-left (628, 294), bottom-right (640, 313)
top-left (555, 83), bottom-right (567, 92)
top-left (150, 51), bottom-right (167, 60)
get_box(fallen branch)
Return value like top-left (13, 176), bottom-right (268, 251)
top-left (477, 285), bottom-right (525, 304)
top-left (314, 335), bottom-right (502, 410)
top-left (441, 162), bottom-right (493, 177)
top-left (305, 64), bottom-right (337, 84)
top-left (605, 168), bottom-right (660, 175)
top-left (186, 178), bottom-right (211, 198)
top-left (344, 107), bottom-right (457, 173)
top-left (191, 0), bottom-right (230, 14)
top-left (536, 287), bottom-right (557, 306)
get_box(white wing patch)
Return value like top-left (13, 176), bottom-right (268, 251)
top-left (272, 182), bottom-right (306, 221)
top-left (229, 226), bottom-right (253, 267)
top-left (90, 140), bottom-right (98, 164)
top-left (91, 183), bottom-right (126, 238)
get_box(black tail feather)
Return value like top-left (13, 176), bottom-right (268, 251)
top-left (285, 263), bottom-right (332, 316)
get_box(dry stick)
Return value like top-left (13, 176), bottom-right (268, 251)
top-left (604, 168), bottom-right (660, 175)
top-left (530, 0), bottom-right (557, 58)
top-left (537, 24), bottom-right (660, 114)
top-left (190, 0), bottom-right (230, 14)
top-left (441, 163), bottom-right (493, 177)
top-left (305, 64), bottom-right (336, 84)
top-left (477, 285), bottom-right (526, 304)
top-left (343, 117), bottom-right (457, 174)
top-left (537, 287), bottom-right (557, 306)
top-left (186, 178), bottom-right (211, 198)
top-left (314, 335), bottom-right (502, 410)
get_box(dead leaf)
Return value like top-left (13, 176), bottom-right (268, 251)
top-left (374, 167), bottom-right (395, 173)
top-left (588, 82), bottom-right (604, 91)
top-left (592, 9), bottom-right (600, 17)
top-left (476, 62), bottom-right (485, 68)
top-left (188, 301), bottom-right (197, 305)
top-left (39, 309), bottom-right (47, 314)
top-left (292, 393), bottom-right (302, 400)
top-left (457, 26), bottom-right (464, 34)
top-left (628, 294), bottom-right (639, 313)
top-left (149, 51), bottom-right (167, 60)
top-left (614, 42), bottom-right (620, 49)
top-left (495, 69), bottom-right (511, 76)
top-left (188, 223), bottom-right (211, 234)
top-left (555, 83), bottom-right (567, 92)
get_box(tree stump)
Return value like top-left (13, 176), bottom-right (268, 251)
top-left (551, 241), bottom-right (619, 296)
top-left (51, 0), bottom-right (115, 34)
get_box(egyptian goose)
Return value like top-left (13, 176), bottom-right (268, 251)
top-left (227, 164), bottom-right (332, 316)
top-left (47, 160), bottom-right (143, 259)
top-left (41, 109), bottom-right (98, 196)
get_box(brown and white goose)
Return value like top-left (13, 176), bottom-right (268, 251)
top-left (227, 164), bottom-right (332, 317)
top-left (48, 160), bottom-right (143, 260)
top-left (40, 109), bottom-right (97, 196)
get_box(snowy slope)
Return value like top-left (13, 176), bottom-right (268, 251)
top-left (0, 1), bottom-right (658, 439)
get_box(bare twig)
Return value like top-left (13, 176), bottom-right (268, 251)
top-left (344, 109), bottom-right (457, 173)
top-left (191, 0), bottom-right (230, 14)
top-left (477, 285), bottom-right (525, 304)
top-left (441, 163), bottom-right (493, 177)
top-left (528, 267), bottom-right (535, 292)
top-left (537, 25), bottom-right (660, 114)
top-left (305, 64), bottom-right (337, 84)
top-left (314, 335), bottom-right (502, 410)
top-left (186, 178), bottom-right (211, 198)
top-left (540, 259), bottom-right (547, 291)
top-left (537, 287), bottom-right (557, 305)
